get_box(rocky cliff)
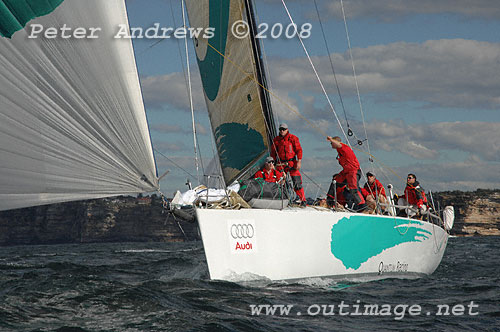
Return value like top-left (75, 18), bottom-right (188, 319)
top-left (433, 189), bottom-right (500, 236)
top-left (0, 195), bottom-right (199, 246)
top-left (0, 189), bottom-right (498, 246)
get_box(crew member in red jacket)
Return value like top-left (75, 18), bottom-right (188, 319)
top-left (271, 123), bottom-right (306, 202)
top-left (327, 136), bottom-right (366, 210)
top-left (398, 173), bottom-right (428, 216)
top-left (254, 157), bottom-right (284, 183)
top-left (361, 171), bottom-right (387, 212)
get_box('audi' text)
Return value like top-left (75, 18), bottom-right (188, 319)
top-left (235, 241), bottom-right (253, 250)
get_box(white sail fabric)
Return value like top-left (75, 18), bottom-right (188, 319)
top-left (0, 0), bottom-right (158, 211)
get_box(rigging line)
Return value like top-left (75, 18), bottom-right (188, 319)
top-left (353, 146), bottom-right (406, 184)
top-left (172, 1), bottom-right (205, 180)
top-left (313, 0), bottom-right (350, 129)
top-left (280, 0), bottom-right (350, 147)
top-left (209, 128), bottom-right (225, 185)
top-left (134, 0), bottom-right (185, 57)
top-left (136, 31), bottom-right (173, 56)
top-left (181, 0), bottom-right (200, 185)
top-left (195, 133), bottom-right (205, 175)
top-left (313, 0), bottom-right (369, 152)
top-left (154, 148), bottom-right (197, 180)
top-left (340, 0), bottom-right (372, 158)
top-left (170, 0), bottom-right (189, 89)
top-left (301, 169), bottom-right (327, 195)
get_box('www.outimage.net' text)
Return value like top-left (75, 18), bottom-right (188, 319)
top-left (250, 301), bottom-right (479, 320)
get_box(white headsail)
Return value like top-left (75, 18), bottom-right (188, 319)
top-left (0, 0), bottom-right (158, 211)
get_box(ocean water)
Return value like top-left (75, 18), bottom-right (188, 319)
top-left (0, 236), bottom-right (499, 331)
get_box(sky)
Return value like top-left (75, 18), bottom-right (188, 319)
top-left (125, 0), bottom-right (500, 198)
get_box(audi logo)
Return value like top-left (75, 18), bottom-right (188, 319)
top-left (230, 224), bottom-right (254, 239)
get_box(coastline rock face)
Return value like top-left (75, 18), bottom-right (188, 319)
top-left (433, 189), bottom-right (500, 236)
top-left (0, 189), bottom-right (498, 246)
top-left (0, 196), bottom-right (199, 246)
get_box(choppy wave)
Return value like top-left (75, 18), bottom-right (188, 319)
top-left (0, 237), bottom-right (499, 331)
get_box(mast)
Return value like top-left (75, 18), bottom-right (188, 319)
top-left (244, 0), bottom-right (277, 147)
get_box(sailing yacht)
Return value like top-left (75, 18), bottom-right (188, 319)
top-left (0, 0), bottom-right (453, 282)
top-left (183, 0), bottom-right (453, 281)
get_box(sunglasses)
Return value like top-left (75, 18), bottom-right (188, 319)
top-left (266, 161), bottom-right (275, 164)
top-left (279, 128), bottom-right (287, 131)
top-left (407, 177), bottom-right (414, 179)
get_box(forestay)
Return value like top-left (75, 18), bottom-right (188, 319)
top-left (0, 0), bottom-right (158, 211)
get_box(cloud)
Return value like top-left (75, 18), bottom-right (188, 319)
top-left (267, 39), bottom-right (500, 110)
top-left (140, 71), bottom-right (206, 111)
top-left (295, 120), bottom-right (499, 194)
top-left (154, 141), bottom-right (187, 152)
top-left (322, 0), bottom-right (500, 21)
top-left (391, 157), bottom-right (500, 192)
top-left (299, 154), bottom-right (500, 194)
top-left (269, 88), bottom-right (302, 123)
top-left (151, 123), bottom-right (208, 135)
top-left (364, 120), bottom-right (500, 161)
top-left (150, 124), bottom-right (184, 133)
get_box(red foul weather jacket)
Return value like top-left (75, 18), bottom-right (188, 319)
top-left (403, 181), bottom-right (427, 208)
top-left (254, 168), bottom-right (283, 183)
top-left (362, 179), bottom-right (386, 198)
top-left (336, 143), bottom-right (360, 172)
top-left (271, 133), bottom-right (303, 169)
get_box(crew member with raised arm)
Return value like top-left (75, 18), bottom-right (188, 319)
top-left (327, 136), bottom-right (366, 211)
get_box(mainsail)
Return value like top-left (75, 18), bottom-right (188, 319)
top-left (0, 0), bottom-right (158, 211)
top-left (185, 0), bottom-right (276, 185)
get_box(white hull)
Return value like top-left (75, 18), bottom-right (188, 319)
top-left (196, 207), bottom-right (449, 281)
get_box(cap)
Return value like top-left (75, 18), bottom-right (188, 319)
top-left (366, 171), bottom-right (376, 177)
top-left (265, 156), bottom-right (274, 163)
top-left (279, 123), bottom-right (288, 129)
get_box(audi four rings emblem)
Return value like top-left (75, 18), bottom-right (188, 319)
top-left (230, 224), bottom-right (254, 239)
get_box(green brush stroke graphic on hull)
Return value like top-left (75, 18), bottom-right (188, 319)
top-left (0, 0), bottom-right (64, 38)
top-left (215, 123), bottom-right (265, 170)
top-left (331, 216), bottom-right (431, 270)
top-left (196, 0), bottom-right (230, 101)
